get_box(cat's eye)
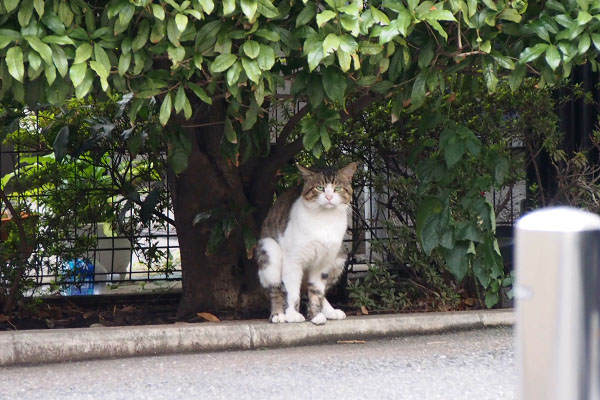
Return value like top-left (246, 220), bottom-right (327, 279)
top-left (334, 186), bottom-right (342, 192)
top-left (316, 185), bottom-right (325, 191)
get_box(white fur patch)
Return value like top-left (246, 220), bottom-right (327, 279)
top-left (271, 314), bottom-right (286, 324)
top-left (322, 299), bottom-right (346, 320)
top-left (311, 313), bottom-right (327, 325)
top-left (257, 238), bottom-right (282, 288)
top-left (284, 309), bottom-right (305, 323)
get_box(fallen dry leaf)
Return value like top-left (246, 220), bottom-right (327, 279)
top-left (197, 312), bottom-right (220, 322)
top-left (464, 298), bottom-right (477, 307)
top-left (360, 305), bottom-right (369, 315)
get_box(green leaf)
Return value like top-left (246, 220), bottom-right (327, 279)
top-left (307, 74), bottom-right (324, 107)
top-left (6, 46), bottom-right (24, 82)
top-left (74, 69), bottom-right (93, 98)
top-left (578, 33), bottom-right (591, 54)
top-left (224, 117), bottom-right (237, 143)
top-left (257, 0), bottom-right (279, 18)
top-left (370, 6), bottom-right (390, 25)
top-left (175, 85), bottom-right (187, 113)
top-left (188, 82), bottom-right (213, 104)
top-left (396, 8), bottom-right (412, 36)
top-left (317, 10), bottom-right (336, 27)
top-left (152, 4), bottom-right (165, 20)
top-left (40, 13), bottom-right (65, 35)
top-left (301, 117), bottom-right (320, 150)
top-left (545, 45), bottom-right (561, 71)
top-left (323, 33), bottom-right (340, 55)
top-left (69, 62), bottom-right (87, 87)
top-left (33, 0), bottom-right (43, 17)
top-left (24, 35), bottom-right (53, 65)
top-left (240, 0), bottom-right (258, 20)
top-left (336, 48), bottom-right (351, 71)
top-left (592, 33), bottom-right (600, 51)
top-left (242, 57), bottom-right (261, 83)
top-left (498, 8), bottom-right (521, 23)
top-left (484, 292), bottom-right (500, 308)
top-left (519, 43), bottom-right (548, 63)
top-left (482, 0), bottom-right (497, 10)
top-left (94, 44), bottom-right (111, 74)
top-left (18, 0), bottom-right (34, 27)
top-left (4, 0), bottom-right (20, 13)
top-left (167, 17), bottom-right (181, 46)
top-left (320, 126), bottom-right (331, 151)
top-left (175, 13), bottom-right (188, 32)
top-left (51, 44), bottom-right (68, 77)
top-left (415, 196), bottom-right (444, 255)
top-left (322, 67), bottom-right (346, 104)
top-left (132, 20), bottom-right (150, 51)
top-left (296, 3), bottom-right (316, 27)
top-left (42, 35), bottom-right (74, 45)
top-left (410, 69), bottom-right (428, 108)
top-left (243, 40), bottom-right (260, 59)
top-left (223, 0), bottom-right (236, 15)
top-left (508, 64), bottom-right (526, 91)
top-left (255, 29), bottom-right (280, 42)
top-left (578, 10), bottom-right (593, 25)
top-left (118, 52), bottom-right (131, 76)
top-left (199, 0), bottom-right (215, 14)
top-left (53, 125), bottom-right (69, 162)
top-left (226, 60), bottom-right (243, 86)
top-left (359, 41), bottom-right (383, 55)
top-left (159, 92), bottom-right (173, 126)
top-left (439, 126), bottom-right (465, 167)
top-left (257, 44), bottom-right (275, 70)
top-left (445, 242), bottom-right (471, 282)
top-left (210, 53), bottom-right (237, 73)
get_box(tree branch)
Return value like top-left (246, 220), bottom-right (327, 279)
top-left (0, 188), bottom-right (31, 314)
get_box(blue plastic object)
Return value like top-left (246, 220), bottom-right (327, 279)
top-left (62, 258), bottom-right (95, 296)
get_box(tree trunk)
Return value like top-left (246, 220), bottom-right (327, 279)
top-left (171, 100), bottom-right (268, 318)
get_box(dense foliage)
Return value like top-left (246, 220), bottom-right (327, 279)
top-left (2, 0), bottom-right (600, 313)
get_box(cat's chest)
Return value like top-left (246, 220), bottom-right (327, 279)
top-left (283, 201), bottom-right (348, 245)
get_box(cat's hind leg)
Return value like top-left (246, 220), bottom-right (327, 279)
top-left (256, 238), bottom-right (286, 323)
top-left (307, 278), bottom-right (327, 325)
top-left (320, 254), bottom-right (346, 321)
top-left (281, 261), bottom-right (305, 323)
top-left (321, 297), bottom-right (346, 320)
top-left (269, 285), bottom-right (286, 323)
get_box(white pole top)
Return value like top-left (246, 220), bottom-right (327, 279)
top-left (516, 206), bottom-right (600, 232)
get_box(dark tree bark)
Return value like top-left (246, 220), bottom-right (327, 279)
top-left (172, 99), bottom-right (267, 317)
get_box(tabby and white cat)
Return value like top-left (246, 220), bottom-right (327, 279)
top-left (257, 163), bottom-right (357, 325)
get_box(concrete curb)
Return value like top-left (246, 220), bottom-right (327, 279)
top-left (0, 309), bottom-right (513, 367)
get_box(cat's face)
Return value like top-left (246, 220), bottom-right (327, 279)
top-left (298, 163), bottom-right (358, 209)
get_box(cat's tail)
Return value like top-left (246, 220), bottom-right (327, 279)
top-left (256, 237), bottom-right (282, 288)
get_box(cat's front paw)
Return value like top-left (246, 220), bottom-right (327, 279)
top-left (311, 313), bottom-right (327, 325)
top-left (271, 314), bottom-right (286, 323)
top-left (284, 310), bottom-right (306, 323)
top-left (324, 308), bottom-right (346, 320)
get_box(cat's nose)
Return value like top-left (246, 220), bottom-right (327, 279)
top-left (325, 194), bottom-right (333, 201)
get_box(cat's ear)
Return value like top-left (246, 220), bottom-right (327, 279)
top-left (338, 162), bottom-right (358, 180)
top-left (297, 164), bottom-right (316, 179)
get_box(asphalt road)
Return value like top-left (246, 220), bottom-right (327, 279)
top-left (0, 327), bottom-right (515, 400)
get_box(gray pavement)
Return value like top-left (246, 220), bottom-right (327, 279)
top-left (0, 327), bottom-right (515, 400)
top-left (0, 309), bottom-right (513, 366)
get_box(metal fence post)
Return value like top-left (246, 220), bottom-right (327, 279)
top-left (516, 207), bottom-right (600, 400)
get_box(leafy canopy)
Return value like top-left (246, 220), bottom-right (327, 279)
top-left (1, 0), bottom-right (599, 161)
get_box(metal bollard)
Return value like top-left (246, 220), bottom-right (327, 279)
top-left (516, 207), bottom-right (600, 400)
